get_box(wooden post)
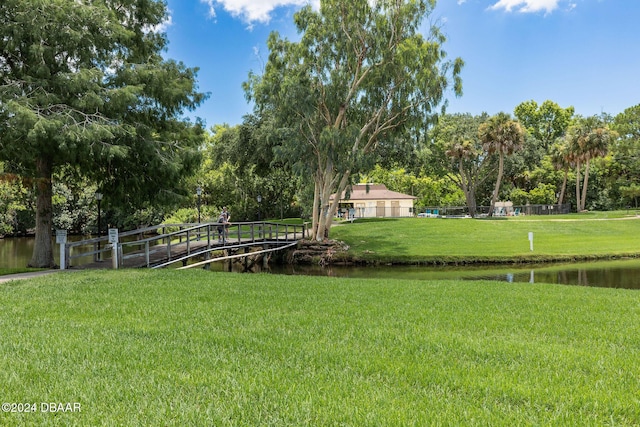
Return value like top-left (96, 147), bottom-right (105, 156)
top-left (64, 244), bottom-right (71, 269)
top-left (108, 228), bottom-right (119, 269)
top-left (204, 251), bottom-right (210, 270)
top-left (56, 230), bottom-right (68, 269)
top-left (145, 241), bottom-right (150, 268)
top-left (112, 244), bottom-right (118, 269)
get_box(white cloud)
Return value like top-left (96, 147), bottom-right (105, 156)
top-left (153, 14), bottom-right (173, 33)
top-left (200, 0), bottom-right (320, 23)
top-left (489, 0), bottom-right (562, 13)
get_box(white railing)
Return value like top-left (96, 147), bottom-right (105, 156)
top-left (60, 221), bottom-right (307, 269)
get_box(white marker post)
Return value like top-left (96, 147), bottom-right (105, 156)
top-left (108, 228), bottom-right (119, 269)
top-left (56, 230), bottom-right (68, 270)
top-left (528, 231), bottom-right (534, 252)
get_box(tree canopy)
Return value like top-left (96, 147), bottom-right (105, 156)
top-left (432, 113), bottom-right (490, 217)
top-left (0, 0), bottom-right (206, 267)
top-left (514, 100), bottom-right (574, 149)
top-left (245, 0), bottom-right (463, 240)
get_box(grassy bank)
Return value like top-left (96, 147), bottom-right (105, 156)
top-left (1, 269), bottom-right (640, 425)
top-left (330, 212), bottom-right (640, 264)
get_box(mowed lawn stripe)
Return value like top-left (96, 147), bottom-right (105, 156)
top-left (1, 269), bottom-right (640, 425)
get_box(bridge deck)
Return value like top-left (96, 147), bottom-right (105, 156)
top-left (63, 221), bottom-right (306, 270)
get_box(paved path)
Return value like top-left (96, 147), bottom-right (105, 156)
top-left (0, 270), bottom-right (60, 284)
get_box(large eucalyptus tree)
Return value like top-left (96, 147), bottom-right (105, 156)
top-left (245, 0), bottom-right (463, 240)
top-left (0, 0), bottom-right (206, 267)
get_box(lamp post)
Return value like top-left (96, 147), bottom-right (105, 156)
top-left (196, 186), bottom-right (202, 223)
top-left (257, 194), bottom-right (262, 221)
top-left (95, 192), bottom-right (103, 261)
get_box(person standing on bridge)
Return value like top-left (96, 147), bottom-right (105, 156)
top-left (221, 207), bottom-right (231, 239)
top-left (216, 214), bottom-right (225, 242)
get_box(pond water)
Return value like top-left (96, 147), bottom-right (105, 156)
top-left (2, 237), bottom-right (640, 289)
top-left (0, 235), bottom-right (103, 268)
top-left (262, 260), bottom-right (640, 289)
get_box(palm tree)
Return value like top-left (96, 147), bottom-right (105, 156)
top-left (564, 124), bottom-right (585, 212)
top-left (579, 128), bottom-right (613, 210)
top-left (478, 113), bottom-right (525, 217)
top-left (565, 117), bottom-right (617, 211)
top-left (549, 141), bottom-right (572, 205)
top-left (445, 137), bottom-right (482, 217)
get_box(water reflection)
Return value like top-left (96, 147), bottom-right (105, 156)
top-left (262, 260), bottom-right (640, 290)
top-left (0, 235), bottom-right (104, 268)
top-left (500, 264), bottom-right (640, 289)
top-left (0, 235), bottom-right (166, 269)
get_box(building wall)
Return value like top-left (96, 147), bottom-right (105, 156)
top-left (346, 199), bottom-right (415, 218)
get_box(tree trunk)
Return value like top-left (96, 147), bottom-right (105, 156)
top-left (575, 160), bottom-right (581, 213)
top-left (313, 165), bottom-right (352, 241)
top-left (580, 157), bottom-right (591, 212)
top-left (458, 160), bottom-right (476, 218)
top-left (558, 168), bottom-right (568, 205)
top-left (311, 179), bottom-right (320, 240)
top-left (464, 186), bottom-right (476, 218)
top-left (324, 171), bottom-right (350, 231)
top-left (314, 166), bottom-right (335, 241)
top-left (28, 157), bottom-right (55, 268)
top-left (488, 153), bottom-right (504, 217)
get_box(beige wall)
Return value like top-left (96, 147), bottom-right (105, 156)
top-left (346, 199), bottom-right (415, 218)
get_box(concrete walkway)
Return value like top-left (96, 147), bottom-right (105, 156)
top-left (0, 270), bottom-right (60, 284)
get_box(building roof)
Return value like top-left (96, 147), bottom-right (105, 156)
top-left (331, 184), bottom-right (417, 201)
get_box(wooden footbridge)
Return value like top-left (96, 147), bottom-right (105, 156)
top-left (60, 221), bottom-right (308, 270)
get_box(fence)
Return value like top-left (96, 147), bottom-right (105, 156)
top-left (416, 203), bottom-right (572, 217)
top-left (337, 206), bottom-right (416, 219)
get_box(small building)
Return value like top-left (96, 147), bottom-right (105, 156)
top-left (330, 183), bottom-right (417, 218)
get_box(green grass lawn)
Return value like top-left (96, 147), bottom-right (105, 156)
top-left (331, 213), bottom-right (640, 263)
top-left (1, 269), bottom-right (640, 425)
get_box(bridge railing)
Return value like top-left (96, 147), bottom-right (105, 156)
top-left (62, 223), bottom-right (204, 268)
top-left (61, 221), bottom-right (307, 269)
top-left (150, 221), bottom-right (308, 269)
top-left (118, 223), bottom-right (215, 268)
top-left (224, 221), bottom-right (307, 244)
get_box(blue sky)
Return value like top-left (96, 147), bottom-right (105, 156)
top-left (163, 0), bottom-right (640, 128)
